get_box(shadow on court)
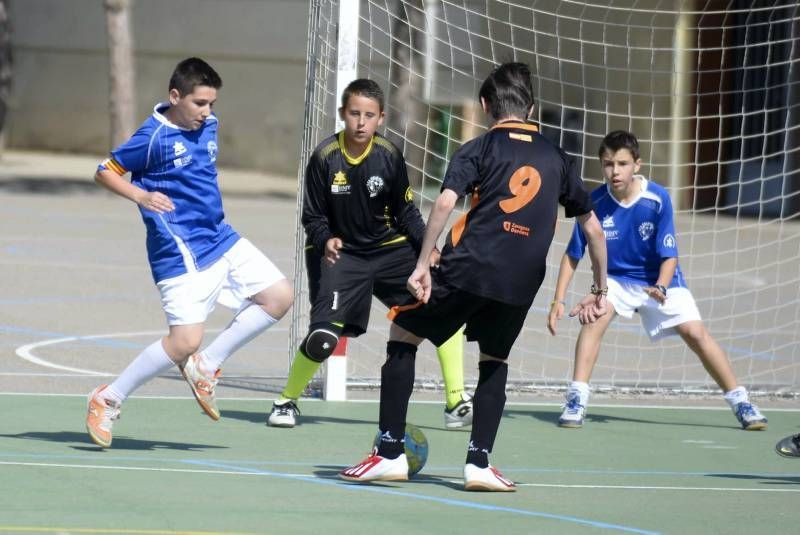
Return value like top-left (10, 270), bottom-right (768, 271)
top-left (312, 466), bottom-right (464, 490)
top-left (222, 409), bottom-right (367, 427)
top-left (504, 407), bottom-right (737, 430)
top-left (706, 472), bottom-right (800, 486)
top-left (0, 431), bottom-right (228, 452)
top-left (0, 177), bottom-right (104, 195)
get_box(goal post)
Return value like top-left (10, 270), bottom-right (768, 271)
top-left (293, 0), bottom-right (800, 398)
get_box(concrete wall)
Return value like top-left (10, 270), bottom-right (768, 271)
top-left (6, 0), bottom-right (309, 176)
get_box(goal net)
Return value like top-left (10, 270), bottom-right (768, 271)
top-left (292, 0), bottom-right (800, 398)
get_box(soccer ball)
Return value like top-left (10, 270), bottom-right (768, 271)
top-left (373, 423), bottom-right (429, 476)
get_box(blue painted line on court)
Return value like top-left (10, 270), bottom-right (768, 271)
top-left (186, 459), bottom-right (660, 534)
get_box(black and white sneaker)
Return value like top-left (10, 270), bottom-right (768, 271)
top-left (444, 393), bottom-right (473, 429)
top-left (267, 399), bottom-right (300, 428)
top-left (776, 433), bottom-right (800, 458)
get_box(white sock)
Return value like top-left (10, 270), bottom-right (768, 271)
top-left (202, 303), bottom-right (278, 371)
top-left (723, 386), bottom-right (748, 408)
top-left (567, 381), bottom-right (590, 406)
top-left (105, 339), bottom-right (175, 403)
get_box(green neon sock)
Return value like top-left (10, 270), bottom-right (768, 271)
top-left (436, 327), bottom-right (466, 409)
top-left (279, 350), bottom-right (321, 401)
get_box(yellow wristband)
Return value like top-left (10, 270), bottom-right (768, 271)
top-left (550, 300), bottom-right (565, 307)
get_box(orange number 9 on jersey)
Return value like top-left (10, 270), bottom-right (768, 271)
top-left (499, 165), bottom-right (542, 214)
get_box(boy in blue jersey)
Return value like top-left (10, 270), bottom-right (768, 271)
top-left (547, 130), bottom-right (767, 431)
top-left (267, 79), bottom-right (471, 430)
top-left (85, 57), bottom-right (294, 448)
top-left (339, 63), bottom-right (608, 491)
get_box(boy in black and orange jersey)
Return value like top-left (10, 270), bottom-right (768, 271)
top-left (268, 79), bottom-right (470, 429)
top-left (339, 63), bottom-right (608, 491)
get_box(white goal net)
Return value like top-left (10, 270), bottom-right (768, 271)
top-left (292, 0), bottom-right (800, 397)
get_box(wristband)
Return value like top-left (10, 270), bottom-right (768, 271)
top-left (550, 300), bottom-right (566, 307)
top-left (590, 283), bottom-right (608, 296)
top-left (655, 284), bottom-right (667, 296)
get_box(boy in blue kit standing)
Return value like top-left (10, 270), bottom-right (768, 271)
top-left (339, 63), bottom-right (608, 491)
top-left (547, 130), bottom-right (767, 431)
top-left (86, 57), bottom-right (293, 448)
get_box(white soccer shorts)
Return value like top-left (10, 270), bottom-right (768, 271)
top-left (607, 277), bottom-right (702, 341)
top-left (156, 238), bottom-right (285, 325)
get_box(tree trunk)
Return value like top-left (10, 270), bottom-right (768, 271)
top-left (0, 0), bottom-right (12, 152)
top-left (103, 0), bottom-right (136, 148)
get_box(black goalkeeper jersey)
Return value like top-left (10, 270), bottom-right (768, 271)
top-left (302, 132), bottom-right (425, 254)
top-left (439, 121), bottom-right (593, 307)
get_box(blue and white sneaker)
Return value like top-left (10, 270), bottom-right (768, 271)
top-left (733, 402), bottom-right (767, 431)
top-left (558, 395), bottom-right (585, 428)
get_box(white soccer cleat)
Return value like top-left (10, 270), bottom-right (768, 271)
top-left (444, 393), bottom-right (474, 429)
top-left (339, 449), bottom-right (409, 482)
top-left (463, 463), bottom-right (516, 492)
top-left (267, 399), bottom-right (300, 428)
top-left (558, 394), bottom-right (586, 428)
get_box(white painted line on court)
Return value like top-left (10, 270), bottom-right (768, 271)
top-left (1, 461), bottom-right (797, 494)
top-left (14, 328), bottom-right (287, 377)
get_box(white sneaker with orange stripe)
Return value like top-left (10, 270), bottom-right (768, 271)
top-left (463, 463), bottom-right (516, 492)
top-left (339, 448), bottom-right (409, 482)
top-left (86, 385), bottom-right (121, 448)
top-left (180, 354), bottom-right (221, 421)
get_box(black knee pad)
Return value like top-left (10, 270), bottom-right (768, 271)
top-left (301, 324), bottom-right (341, 362)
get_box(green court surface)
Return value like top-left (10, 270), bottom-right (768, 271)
top-left (0, 394), bottom-right (797, 534)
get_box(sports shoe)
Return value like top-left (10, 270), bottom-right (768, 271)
top-left (339, 448), bottom-right (409, 482)
top-left (733, 401), bottom-right (767, 431)
top-left (179, 354), bottom-right (221, 421)
top-left (775, 433), bottom-right (800, 458)
top-left (558, 394), bottom-right (586, 428)
top-left (463, 463), bottom-right (516, 492)
top-left (267, 399), bottom-right (301, 428)
top-left (444, 393), bottom-right (473, 429)
top-left (86, 385), bottom-right (121, 448)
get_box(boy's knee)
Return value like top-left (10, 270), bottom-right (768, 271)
top-left (256, 279), bottom-right (294, 318)
top-left (164, 331), bottom-right (203, 359)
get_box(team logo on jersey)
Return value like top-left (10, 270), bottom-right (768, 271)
top-left (638, 221), bottom-right (655, 241)
top-left (173, 141), bottom-right (187, 157)
top-left (366, 175), bottom-right (384, 198)
top-left (502, 220), bottom-right (530, 237)
top-left (331, 171), bottom-right (351, 194)
top-left (207, 141), bottom-right (218, 162)
top-left (602, 215), bottom-right (615, 228)
top-left (663, 233), bottom-right (676, 248)
top-left (405, 187), bottom-right (414, 203)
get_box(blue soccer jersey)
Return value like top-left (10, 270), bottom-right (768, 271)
top-left (100, 103), bottom-right (240, 283)
top-left (566, 176), bottom-right (686, 288)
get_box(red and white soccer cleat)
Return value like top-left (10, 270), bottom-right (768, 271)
top-left (339, 448), bottom-right (409, 482)
top-left (86, 385), bottom-right (121, 448)
top-left (463, 463), bottom-right (516, 492)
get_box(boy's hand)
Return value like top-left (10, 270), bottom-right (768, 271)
top-left (137, 191), bottom-right (174, 213)
top-left (324, 237), bottom-right (343, 265)
top-left (547, 301), bottom-right (565, 336)
top-left (643, 286), bottom-right (667, 305)
top-left (407, 266), bottom-right (432, 303)
top-left (570, 293), bottom-right (608, 325)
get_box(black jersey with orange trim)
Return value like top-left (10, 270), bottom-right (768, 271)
top-left (439, 121), bottom-right (593, 306)
top-left (302, 132), bottom-right (425, 254)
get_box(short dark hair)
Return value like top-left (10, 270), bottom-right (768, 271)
top-left (598, 130), bottom-right (640, 161)
top-left (340, 79), bottom-right (384, 111)
top-left (478, 62), bottom-right (534, 121)
top-left (168, 57), bottom-right (223, 96)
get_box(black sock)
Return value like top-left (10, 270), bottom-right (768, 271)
top-left (377, 341), bottom-right (417, 459)
top-left (465, 359), bottom-right (508, 468)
